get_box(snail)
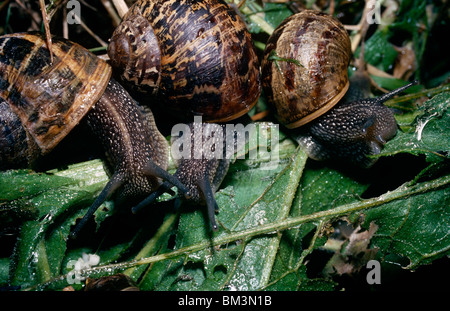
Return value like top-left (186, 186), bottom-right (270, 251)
top-left (107, 0), bottom-right (261, 230)
top-left (0, 32), bottom-right (190, 237)
top-left (261, 10), bottom-right (417, 168)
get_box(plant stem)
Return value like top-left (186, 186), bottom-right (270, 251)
top-left (32, 171), bottom-right (449, 290)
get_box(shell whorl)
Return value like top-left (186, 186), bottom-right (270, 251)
top-left (108, 14), bottom-right (162, 95)
top-left (0, 32), bottom-right (111, 155)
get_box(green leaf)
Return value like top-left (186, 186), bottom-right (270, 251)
top-left (0, 258), bottom-right (9, 286)
top-left (2, 160), bottom-right (110, 288)
top-left (262, 3), bottom-right (292, 30)
top-left (41, 163), bottom-right (448, 291)
top-left (362, 184), bottom-right (449, 269)
top-left (146, 141), bottom-right (308, 291)
top-left (380, 91), bottom-right (450, 163)
top-left (363, 30), bottom-right (398, 72)
top-left (4, 108), bottom-right (449, 291)
top-left (0, 169), bottom-right (73, 201)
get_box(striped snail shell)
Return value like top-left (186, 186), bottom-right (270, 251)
top-left (0, 32), bottom-right (111, 167)
top-left (262, 10), bottom-right (352, 129)
top-left (107, 0), bottom-right (261, 123)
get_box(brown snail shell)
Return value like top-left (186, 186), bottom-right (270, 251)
top-left (261, 10), bottom-right (351, 129)
top-left (107, 0), bottom-right (261, 123)
top-left (0, 32), bottom-right (111, 166)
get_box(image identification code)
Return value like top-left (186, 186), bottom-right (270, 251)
top-left (178, 295), bottom-right (272, 308)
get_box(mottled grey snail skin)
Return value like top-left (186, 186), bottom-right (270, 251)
top-left (133, 122), bottom-right (231, 230)
top-left (174, 157), bottom-right (230, 231)
top-left (292, 80), bottom-right (417, 168)
top-left (0, 33), bottom-right (189, 238)
top-left (71, 79), bottom-right (191, 238)
top-left (173, 122), bottom-right (231, 230)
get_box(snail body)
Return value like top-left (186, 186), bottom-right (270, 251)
top-left (108, 0), bottom-right (261, 123)
top-left (172, 122), bottom-right (231, 230)
top-left (109, 0), bottom-right (261, 230)
top-left (0, 32), bottom-right (188, 237)
top-left (261, 10), bottom-right (416, 167)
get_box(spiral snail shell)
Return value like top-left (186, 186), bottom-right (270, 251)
top-left (0, 32), bottom-right (111, 167)
top-left (262, 10), bottom-right (352, 129)
top-left (107, 0), bottom-right (261, 123)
